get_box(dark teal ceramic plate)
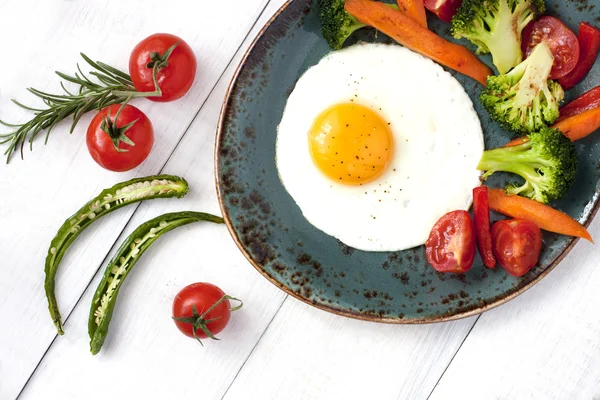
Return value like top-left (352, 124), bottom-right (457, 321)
top-left (216, 0), bottom-right (600, 323)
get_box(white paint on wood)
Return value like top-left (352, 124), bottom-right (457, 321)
top-left (16, 2), bottom-right (291, 400)
top-left (224, 299), bottom-right (476, 400)
top-left (0, 0), bottom-right (269, 398)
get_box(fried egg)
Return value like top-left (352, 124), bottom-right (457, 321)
top-left (276, 43), bottom-right (484, 252)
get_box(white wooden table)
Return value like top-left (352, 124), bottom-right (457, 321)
top-left (1, 1), bottom-right (600, 399)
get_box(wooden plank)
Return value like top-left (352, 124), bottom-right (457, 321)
top-left (17, 1), bottom-right (297, 399)
top-left (428, 219), bottom-right (600, 400)
top-left (0, 0), bottom-right (269, 398)
top-left (223, 300), bottom-right (476, 400)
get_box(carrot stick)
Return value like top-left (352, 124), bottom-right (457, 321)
top-left (504, 136), bottom-right (530, 147)
top-left (487, 188), bottom-right (593, 242)
top-left (396, 0), bottom-right (428, 28)
top-left (503, 107), bottom-right (600, 146)
top-left (345, 0), bottom-right (492, 86)
top-left (552, 107), bottom-right (600, 141)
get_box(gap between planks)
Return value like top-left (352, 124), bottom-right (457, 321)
top-left (220, 296), bottom-right (289, 400)
top-left (14, 2), bottom-right (273, 398)
top-left (424, 315), bottom-right (481, 400)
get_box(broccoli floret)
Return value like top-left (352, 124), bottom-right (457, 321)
top-left (452, 0), bottom-right (545, 74)
top-left (481, 41), bottom-right (564, 135)
top-left (319, 0), bottom-right (397, 50)
top-left (477, 128), bottom-right (577, 204)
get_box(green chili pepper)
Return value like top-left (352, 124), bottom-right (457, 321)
top-left (88, 211), bottom-right (224, 355)
top-left (45, 175), bottom-right (189, 335)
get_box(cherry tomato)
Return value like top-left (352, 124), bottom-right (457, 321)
top-left (473, 186), bottom-right (496, 269)
top-left (86, 104), bottom-right (153, 172)
top-left (559, 22), bottom-right (600, 90)
top-left (491, 219), bottom-right (542, 277)
top-left (426, 210), bottom-right (476, 274)
top-left (172, 283), bottom-right (241, 341)
top-left (522, 16), bottom-right (580, 80)
top-left (129, 33), bottom-right (197, 102)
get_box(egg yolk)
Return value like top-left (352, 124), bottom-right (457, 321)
top-left (308, 103), bottom-right (394, 185)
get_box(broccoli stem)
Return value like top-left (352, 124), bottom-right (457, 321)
top-left (477, 143), bottom-right (550, 180)
top-left (484, 0), bottom-right (525, 74)
top-left (513, 42), bottom-right (554, 108)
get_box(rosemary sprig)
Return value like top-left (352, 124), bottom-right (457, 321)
top-left (0, 45), bottom-right (172, 163)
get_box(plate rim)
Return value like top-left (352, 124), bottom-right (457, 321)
top-left (214, 0), bottom-right (599, 324)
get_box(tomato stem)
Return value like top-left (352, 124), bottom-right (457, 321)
top-left (147, 42), bottom-right (179, 71)
top-left (172, 294), bottom-right (243, 345)
top-left (113, 43), bottom-right (178, 100)
top-left (100, 100), bottom-right (138, 152)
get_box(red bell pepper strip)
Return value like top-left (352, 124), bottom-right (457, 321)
top-left (423, 0), bottom-right (463, 23)
top-left (473, 186), bottom-right (496, 269)
top-left (558, 85), bottom-right (600, 121)
top-left (558, 23), bottom-right (600, 90)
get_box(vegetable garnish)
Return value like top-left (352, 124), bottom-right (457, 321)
top-left (552, 107), bottom-right (600, 141)
top-left (0, 34), bottom-right (195, 163)
top-left (172, 282), bottom-right (242, 344)
top-left (481, 42), bottom-right (564, 135)
top-left (397, 0), bottom-right (428, 28)
top-left (477, 128), bottom-right (577, 204)
top-left (487, 188), bottom-right (593, 242)
top-left (451, 0), bottom-right (544, 74)
top-left (89, 212), bottom-right (224, 355)
top-left (558, 23), bottom-right (600, 90)
top-left (522, 16), bottom-right (580, 80)
top-left (492, 219), bottom-right (542, 277)
top-left (344, 0), bottom-right (492, 85)
top-left (473, 186), bottom-right (496, 269)
top-left (46, 175), bottom-right (189, 335)
top-left (86, 104), bottom-right (154, 172)
top-left (0, 55), bottom-right (157, 163)
top-left (558, 86), bottom-right (600, 121)
top-left (424, 0), bottom-right (462, 23)
top-left (425, 210), bottom-right (476, 273)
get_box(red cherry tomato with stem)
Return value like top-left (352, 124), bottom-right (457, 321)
top-left (129, 33), bottom-right (197, 102)
top-left (426, 210), bottom-right (476, 274)
top-left (86, 104), bottom-right (153, 172)
top-left (522, 16), bottom-right (580, 80)
top-left (492, 219), bottom-right (542, 277)
top-left (172, 283), bottom-right (242, 343)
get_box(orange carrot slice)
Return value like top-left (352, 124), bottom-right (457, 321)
top-left (396, 0), bottom-right (428, 28)
top-left (552, 107), bottom-right (600, 141)
top-left (487, 188), bottom-right (593, 242)
top-left (345, 0), bottom-right (491, 86)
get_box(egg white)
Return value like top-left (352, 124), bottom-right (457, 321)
top-left (276, 43), bottom-right (484, 252)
